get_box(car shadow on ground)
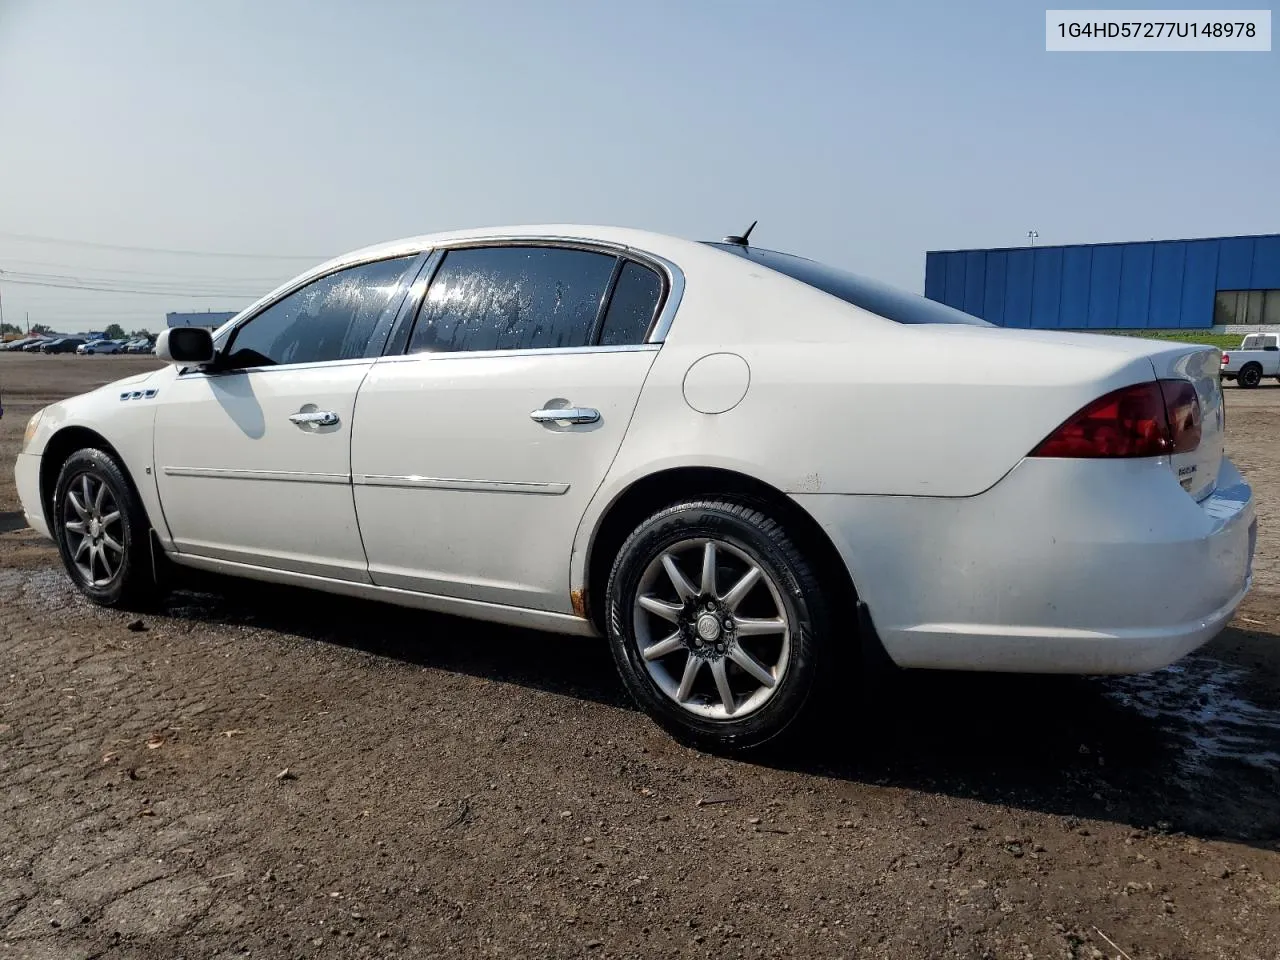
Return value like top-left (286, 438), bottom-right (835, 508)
top-left (163, 576), bottom-right (1280, 851)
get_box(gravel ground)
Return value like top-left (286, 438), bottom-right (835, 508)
top-left (2, 353), bottom-right (1279, 960)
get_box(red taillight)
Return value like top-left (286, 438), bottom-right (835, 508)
top-left (1030, 379), bottom-right (1201, 458)
top-left (1158, 379), bottom-right (1202, 453)
top-left (1221, 353), bottom-right (1230, 365)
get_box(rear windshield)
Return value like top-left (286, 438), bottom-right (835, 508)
top-left (705, 242), bottom-right (991, 327)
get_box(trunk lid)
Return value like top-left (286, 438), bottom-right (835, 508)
top-left (1147, 344), bottom-right (1224, 501)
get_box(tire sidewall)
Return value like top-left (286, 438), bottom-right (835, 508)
top-left (605, 502), bottom-right (825, 752)
top-left (52, 449), bottom-right (148, 606)
top-left (1240, 365), bottom-right (1262, 388)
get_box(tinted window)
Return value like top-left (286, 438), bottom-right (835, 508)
top-left (706, 243), bottom-right (991, 326)
top-left (599, 261), bottom-right (663, 346)
top-left (222, 256), bottom-right (417, 369)
top-left (408, 246), bottom-right (616, 354)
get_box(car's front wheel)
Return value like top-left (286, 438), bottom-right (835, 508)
top-left (605, 500), bottom-right (833, 753)
top-left (52, 448), bottom-right (159, 609)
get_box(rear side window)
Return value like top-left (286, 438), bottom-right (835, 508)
top-left (408, 246), bottom-right (617, 353)
top-left (706, 242), bottom-right (991, 326)
top-left (598, 261), bottom-right (663, 346)
top-left (223, 256), bottom-right (418, 369)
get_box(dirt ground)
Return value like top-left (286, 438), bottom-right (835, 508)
top-left (2, 353), bottom-right (1279, 960)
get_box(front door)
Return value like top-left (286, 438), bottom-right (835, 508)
top-left (351, 245), bottom-right (668, 612)
top-left (152, 254), bottom-right (422, 580)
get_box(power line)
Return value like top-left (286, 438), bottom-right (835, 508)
top-left (0, 230), bottom-right (327, 261)
top-left (1, 277), bottom-right (259, 298)
top-left (0, 255), bottom-right (290, 284)
top-left (0, 268), bottom-right (267, 296)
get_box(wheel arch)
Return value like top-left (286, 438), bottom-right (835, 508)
top-left (581, 466), bottom-right (862, 640)
top-left (38, 426), bottom-right (145, 531)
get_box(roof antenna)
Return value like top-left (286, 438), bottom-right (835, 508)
top-left (723, 220), bottom-right (757, 247)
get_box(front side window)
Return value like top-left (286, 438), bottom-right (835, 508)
top-left (407, 246), bottom-right (617, 354)
top-left (221, 256), bottom-right (418, 369)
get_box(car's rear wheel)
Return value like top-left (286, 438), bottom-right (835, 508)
top-left (53, 448), bottom-right (159, 609)
top-left (1239, 363), bottom-right (1263, 388)
top-left (605, 499), bottom-right (832, 753)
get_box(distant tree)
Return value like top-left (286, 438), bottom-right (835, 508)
top-left (30, 323), bottom-right (53, 335)
top-left (0, 322), bottom-right (20, 336)
top-left (102, 323), bottom-right (127, 340)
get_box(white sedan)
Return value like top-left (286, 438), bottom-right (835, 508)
top-left (13, 225), bottom-right (1257, 752)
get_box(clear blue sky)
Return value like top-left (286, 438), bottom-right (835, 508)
top-left (0, 0), bottom-right (1275, 332)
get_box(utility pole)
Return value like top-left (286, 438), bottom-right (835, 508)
top-left (1027, 230), bottom-right (1039, 246)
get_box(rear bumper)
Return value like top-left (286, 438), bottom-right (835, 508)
top-left (14, 452), bottom-right (50, 540)
top-left (796, 456), bottom-right (1256, 675)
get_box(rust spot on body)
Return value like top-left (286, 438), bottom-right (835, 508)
top-left (570, 589), bottom-right (586, 618)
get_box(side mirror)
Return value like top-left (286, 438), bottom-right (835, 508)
top-left (155, 327), bottom-right (215, 366)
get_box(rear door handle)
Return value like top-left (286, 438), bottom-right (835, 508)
top-left (529, 406), bottom-right (600, 425)
top-left (289, 410), bottom-right (340, 427)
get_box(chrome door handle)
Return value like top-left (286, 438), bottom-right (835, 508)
top-left (289, 410), bottom-right (340, 427)
top-left (530, 406), bottom-right (600, 425)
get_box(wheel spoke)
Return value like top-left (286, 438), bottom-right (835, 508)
top-left (66, 490), bottom-right (89, 520)
top-left (99, 510), bottom-right (121, 528)
top-left (660, 553), bottom-right (697, 602)
top-left (88, 542), bottom-right (101, 582)
top-left (637, 595), bottom-right (682, 623)
top-left (99, 543), bottom-right (118, 579)
top-left (81, 475), bottom-right (93, 515)
top-left (642, 631), bottom-right (685, 662)
top-left (710, 659), bottom-right (737, 716)
top-left (675, 654), bottom-right (702, 702)
top-left (73, 536), bottom-right (91, 561)
top-left (93, 478), bottom-right (107, 513)
top-left (101, 533), bottom-right (124, 555)
top-left (700, 541), bottom-right (717, 596)
top-left (721, 566), bottom-right (762, 612)
top-left (731, 616), bottom-right (786, 637)
top-left (65, 520), bottom-right (86, 535)
top-left (729, 645), bottom-right (777, 688)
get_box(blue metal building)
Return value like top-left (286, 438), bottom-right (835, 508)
top-left (924, 233), bottom-right (1280, 330)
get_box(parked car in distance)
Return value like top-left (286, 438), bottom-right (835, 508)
top-left (1, 337), bottom-right (46, 352)
top-left (20, 339), bottom-right (52, 352)
top-left (123, 338), bottom-right (155, 354)
top-left (12, 224), bottom-right (1257, 753)
top-left (1220, 332), bottom-right (1280, 388)
top-left (78, 339), bottom-right (125, 355)
top-left (40, 337), bottom-right (87, 354)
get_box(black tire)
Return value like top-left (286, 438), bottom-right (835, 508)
top-left (605, 499), bottom-right (834, 754)
top-left (52, 448), bottom-right (160, 609)
top-left (1239, 363), bottom-right (1263, 389)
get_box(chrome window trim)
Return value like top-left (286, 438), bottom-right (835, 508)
top-left (204, 251), bottom-right (430, 366)
top-left (178, 356), bottom-right (376, 379)
top-left (375, 343), bottom-right (660, 365)
top-left (201, 234), bottom-right (685, 371)
top-left (402, 235), bottom-right (685, 349)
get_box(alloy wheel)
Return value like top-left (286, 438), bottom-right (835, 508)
top-left (632, 537), bottom-right (791, 720)
top-left (62, 472), bottom-right (125, 587)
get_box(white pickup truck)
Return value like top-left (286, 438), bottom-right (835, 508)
top-left (1220, 332), bottom-right (1280, 388)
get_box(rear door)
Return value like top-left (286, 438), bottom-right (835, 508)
top-left (152, 254), bottom-right (422, 580)
top-left (352, 245), bottom-right (668, 613)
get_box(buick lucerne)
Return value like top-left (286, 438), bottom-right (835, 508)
top-left (14, 226), bottom-right (1257, 751)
